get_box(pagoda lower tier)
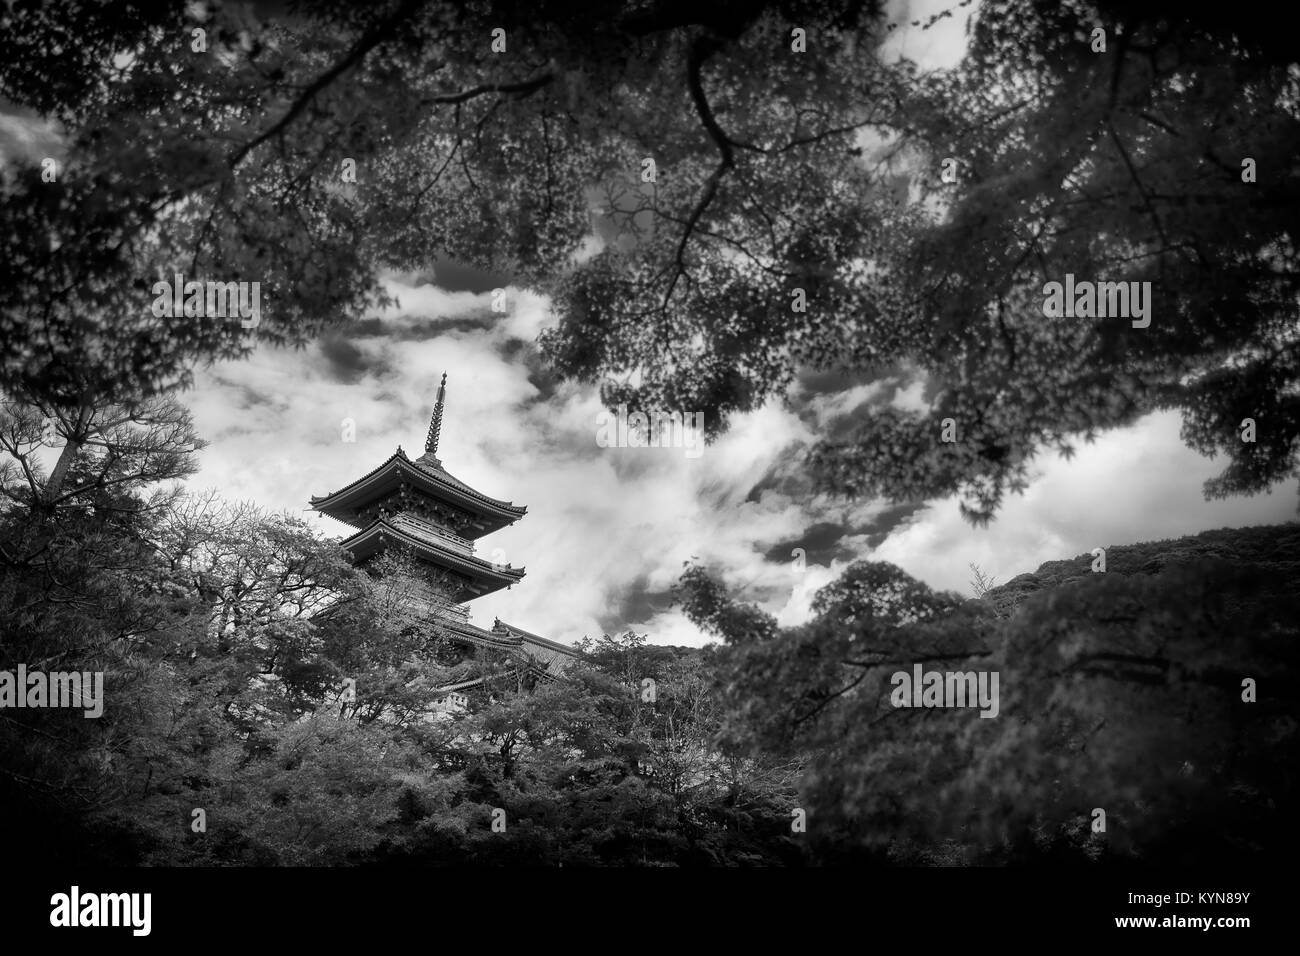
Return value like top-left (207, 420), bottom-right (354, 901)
top-left (337, 511), bottom-right (524, 602)
top-left (443, 618), bottom-right (577, 682)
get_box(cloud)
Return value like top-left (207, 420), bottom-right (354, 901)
top-left (183, 272), bottom-right (1298, 650)
top-left (0, 105), bottom-right (63, 169)
top-left (318, 332), bottom-right (386, 383)
top-left (871, 411), bottom-right (1298, 596)
top-left (879, 0), bottom-right (975, 70)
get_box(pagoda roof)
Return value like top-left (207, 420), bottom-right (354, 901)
top-left (338, 515), bottom-right (525, 601)
top-left (495, 622), bottom-right (580, 675)
top-left (443, 618), bottom-right (524, 651)
top-left (311, 447), bottom-right (526, 538)
top-left (440, 618), bottom-right (579, 678)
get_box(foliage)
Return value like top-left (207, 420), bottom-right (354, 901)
top-left (2, 1), bottom-right (1296, 867)
top-left (678, 522), bottom-right (1300, 863)
top-left (0, 396), bottom-right (802, 863)
top-left (1, 383), bottom-right (1294, 865)
top-left (11, 3), bottom-right (1289, 521)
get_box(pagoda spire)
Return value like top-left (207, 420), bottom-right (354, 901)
top-left (425, 372), bottom-right (447, 456)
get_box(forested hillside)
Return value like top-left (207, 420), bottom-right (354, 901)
top-left (681, 521), bottom-right (1300, 865)
top-left (985, 524), bottom-right (1300, 612)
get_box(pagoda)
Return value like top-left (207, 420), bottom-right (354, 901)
top-left (310, 374), bottom-right (577, 690)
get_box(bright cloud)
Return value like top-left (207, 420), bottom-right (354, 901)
top-left (182, 272), bottom-right (1297, 650)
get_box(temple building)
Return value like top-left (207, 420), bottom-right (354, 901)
top-left (310, 374), bottom-right (578, 694)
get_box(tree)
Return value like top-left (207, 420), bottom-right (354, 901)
top-left (5, 2), bottom-right (1296, 521)
top-left (0, 392), bottom-right (210, 861)
top-left (807, 0), bottom-right (1300, 521)
top-left (0, 1), bottom-right (392, 404)
top-left (0, 382), bottom-right (443, 861)
top-left (676, 523), bottom-right (1300, 863)
top-left (1, 0), bottom-right (895, 423)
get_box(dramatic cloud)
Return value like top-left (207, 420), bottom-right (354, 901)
top-left (171, 0), bottom-right (1299, 652)
top-left (182, 271), bottom-right (1298, 650)
top-left (0, 103), bottom-right (62, 168)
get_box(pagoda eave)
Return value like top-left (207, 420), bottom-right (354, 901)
top-left (438, 619), bottom-right (578, 677)
top-left (339, 519), bottom-right (525, 600)
top-left (310, 450), bottom-right (526, 538)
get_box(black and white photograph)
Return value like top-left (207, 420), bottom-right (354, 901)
top-left (0, 0), bottom-right (1293, 938)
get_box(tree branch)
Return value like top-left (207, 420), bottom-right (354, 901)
top-left (662, 34), bottom-right (737, 310)
top-left (419, 71), bottom-right (556, 106)
top-left (229, 0), bottom-right (426, 169)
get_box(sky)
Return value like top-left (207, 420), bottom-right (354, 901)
top-left (7, 0), bottom-right (1298, 648)
top-left (180, 262), bottom-right (1298, 649)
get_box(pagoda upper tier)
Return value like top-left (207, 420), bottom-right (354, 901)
top-left (310, 446), bottom-right (528, 601)
top-left (310, 447), bottom-right (527, 539)
top-left (335, 509), bottom-right (524, 602)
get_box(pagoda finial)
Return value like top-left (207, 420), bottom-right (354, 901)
top-left (425, 372), bottom-right (447, 456)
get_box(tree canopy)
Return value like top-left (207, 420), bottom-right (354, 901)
top-left (678, 522), bottom-right (1300, 863)
top-left (1, 0), bottom-right (1296, 869)
top-left (5, 0), bottom-right (1293, 519)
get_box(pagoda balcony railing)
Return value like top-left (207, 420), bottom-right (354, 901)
top-left (390, 513), bottom-right (475, 555)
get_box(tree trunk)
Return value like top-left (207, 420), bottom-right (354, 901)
top-left (43, 401), bottom-right (92, 503)
top-left (44, 436), bottom-right (81, 503)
